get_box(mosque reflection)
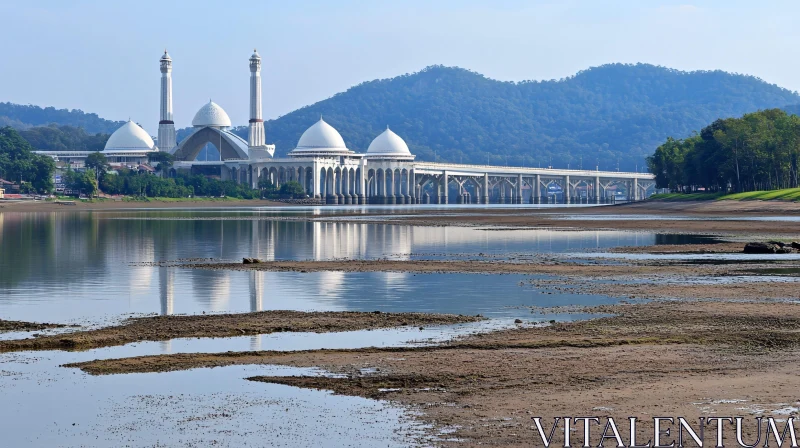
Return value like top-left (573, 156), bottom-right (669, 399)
top-left (159, 270), bottom-right (265, 316)
top-left (0, 211), bottom-right (660, 320)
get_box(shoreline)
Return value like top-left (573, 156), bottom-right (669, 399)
top-left (5, 197), bottom-right (800, 214)
top-left (66, 300), bottom-right (799, 446)
top-left (8, 199), bottom-right (800, 235)
top-left (0, 198), bottom-right (287, 212)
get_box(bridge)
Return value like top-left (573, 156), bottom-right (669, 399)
top-left (412, 162), bottom-right (655, 204)
top-left (235, 158), bottom-right (656, 205)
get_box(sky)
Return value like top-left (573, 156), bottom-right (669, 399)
top-left (1, 0), bottom-right (799, 134)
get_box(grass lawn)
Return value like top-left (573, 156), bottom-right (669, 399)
top-left (651, 188), bottom-right (800, 202)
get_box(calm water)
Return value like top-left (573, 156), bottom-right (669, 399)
top-left (0, 209), bottom-right (689, 323)
top-left (0, 207), bottom-right (699, 447)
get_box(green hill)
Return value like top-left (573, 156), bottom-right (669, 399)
top-left (254, 64), bottom-right (800, 171)
top-left (5, 64), bottom-right (800, 170)
top-left (0, 102), bottom-right (123, 135)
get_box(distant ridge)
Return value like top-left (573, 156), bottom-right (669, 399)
top-left (5, 64), bottom-right (800, 170)
top-left (254, 64), bottom-right (800, 171)
top-left (0, 102), bottom-right (124, 135)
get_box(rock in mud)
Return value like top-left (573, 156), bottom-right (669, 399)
top-left (743, 242), bottom-right (796, 254)
top-left (744, 242), bottom-right (777, 254)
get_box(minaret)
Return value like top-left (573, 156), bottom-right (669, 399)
top-left (248, 49), bottom-right (266, 149)
top-left (157, 50), bottom-right (177, 152)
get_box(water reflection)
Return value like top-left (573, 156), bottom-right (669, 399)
top-left (0, 210), bottom-right (667, 323)
top-left (159, 268), bottom-right (174, 316)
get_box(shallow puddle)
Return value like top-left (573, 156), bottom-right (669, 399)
top-left (0, 350), bottom-right (423, 447)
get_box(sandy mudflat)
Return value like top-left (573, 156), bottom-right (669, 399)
top-left (0, 319), bottom-right (64, 333)
top-left (0, 310), bottom-right (481, 352)
top-left (66, 300), bottom-right (800, 446)
top-left (609, 241), bottom-right (746, 253)
top-left (143, 258), bottom-right (746, 278)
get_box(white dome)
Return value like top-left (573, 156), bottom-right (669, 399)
top-left (104, 120), bottom-right (156, 152)
top-left (192, 100), bottom-right (232, 128)
top-left (292, 118), bottom-right (349, 153)
top-left (366, 127), bottom-right (412, 157)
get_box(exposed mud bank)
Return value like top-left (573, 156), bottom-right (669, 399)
top-left (65, 301), bottom-right (800, 446)
top-left (140, 258), bottom-right (720, 276)
top-left (0, 319), bottom-right (64, 333)
top-left (0, 310), bottom-right (482, 353)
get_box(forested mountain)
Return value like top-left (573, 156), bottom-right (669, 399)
top-left (257, 64), bottom-right (799, 171)
top-left (4, 64), bottom-right (800, 170)
top-left (0, 103), bottom-right (123, 134)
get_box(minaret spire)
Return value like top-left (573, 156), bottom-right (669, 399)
top-left (248, 49), bottom-right (266, 150)
top-left (157, 50), bottom-right (176, 152)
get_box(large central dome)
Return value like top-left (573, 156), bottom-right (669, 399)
top-left (104, 120), bottom-right (156, 152)
top-left (192, 100), bottom-right (232, 128)
top-left (291, 118), bottom-right (350, 153)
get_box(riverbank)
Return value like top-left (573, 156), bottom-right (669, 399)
top-left (66, 300), bottom-right (798, 446)
top-left (8, 198), bottom-right (800, 236)
top-left (0, 197), bottom-right (286, 212)
top-left (0, 310), bottom-right (482, 352)
top-left (313, 201), bottom-right (800, 235)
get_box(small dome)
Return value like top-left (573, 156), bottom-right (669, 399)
top-left (192, 100), bottom-right (232, 128)
top-left (366, 127), bottom-right (412, 157)
top-left (161, 50), bottom-right (171, 60)
top-left (293, 118), bottom-right (348, 152)
top-left (250, 49), bottom-right (260, 59)
top-left (104, 120), bottom-right (156, 152)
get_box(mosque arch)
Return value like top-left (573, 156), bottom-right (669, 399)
top-left (171, 127), bottom-right (249, 161)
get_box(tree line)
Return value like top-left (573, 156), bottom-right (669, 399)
top-left (647, 109), bottom-right (800, 192)
top-left (0, 126), bottom-right (55, 192)
top-left (67, 152), bottom-right (304, 200)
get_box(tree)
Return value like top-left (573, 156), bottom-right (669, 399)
top-left (258, 178), bottom-right (277, 196)
top-left (0, 126), bottom-right (56, 193)
top-left (147, 151), bottom-right (174, 177)
top-left (85, 152), bottom-right (109, 188)
top-left (279, 180), bottom-right (306, 198)
top-left (63, 168), bottom-right (97, 197)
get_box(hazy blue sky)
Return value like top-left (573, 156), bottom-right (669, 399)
top-left (1, 1), bottom-right (798, 133)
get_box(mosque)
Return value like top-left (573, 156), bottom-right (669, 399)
top-left (37, 49), bottom-right (655, 204)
